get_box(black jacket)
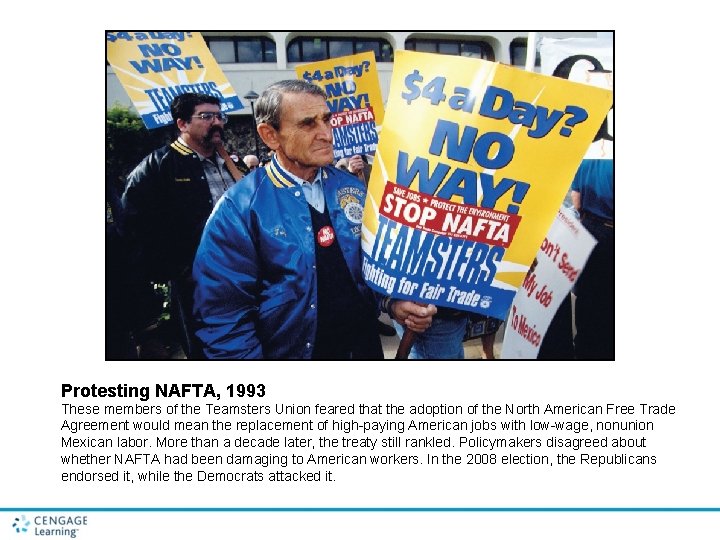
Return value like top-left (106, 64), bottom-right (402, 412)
top-left (118, 141), bottom-right (214, 283)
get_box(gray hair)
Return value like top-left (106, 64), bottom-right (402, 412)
top-left (255, 80), bottom-right (327, 130)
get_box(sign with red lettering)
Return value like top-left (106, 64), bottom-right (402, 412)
top-left (501, 206), bottom-right (596, 358)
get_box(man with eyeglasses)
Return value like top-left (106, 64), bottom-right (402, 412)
top-left (118, 92), bottom-right (239, 358)
top-left (192, 80), bottom-right (436, 359)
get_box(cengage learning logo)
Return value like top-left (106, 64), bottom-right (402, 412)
top-left (12, 515), bottom-right (30, 533)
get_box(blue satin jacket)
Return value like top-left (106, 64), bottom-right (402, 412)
top-left (192, 157), bottom-right (377, 359)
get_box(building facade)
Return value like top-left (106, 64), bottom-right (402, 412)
top-left (106, 31), bottom-right (605, 117)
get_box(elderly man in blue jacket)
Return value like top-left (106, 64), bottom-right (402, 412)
top-left (193, 80), bottom-right (435, 359)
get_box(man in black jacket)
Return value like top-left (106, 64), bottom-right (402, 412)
top-left (117, 93), bottom-right (238, 358)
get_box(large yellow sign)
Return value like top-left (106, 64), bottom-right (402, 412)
top-left (361, 51), bottom-right (612, 319)
top-left (107, 31), bottom-right (242, 129)
top-left (296, 51), bottom-right (385, 159)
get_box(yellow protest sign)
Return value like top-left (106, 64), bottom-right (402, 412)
top-left (107, 31), bottom-right (243, 129)
top-left (296, 51), bottom-right (384, 159)
top-left (361, 51), bottom-right (612, 319)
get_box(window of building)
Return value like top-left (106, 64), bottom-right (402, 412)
top-left (405, 38), bottom-right (495, 61)
top-left (510, 38), bottom-right (540, 67)
top-left (287, 37), bottom-right (393, 63)
top-left (205, 37), bottom-right (277, 63)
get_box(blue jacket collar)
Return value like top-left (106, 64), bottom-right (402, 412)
top-left (265, 155), bottom-right (328, 189)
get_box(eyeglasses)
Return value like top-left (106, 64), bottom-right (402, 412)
top-left (191, 112), bottom-right (229, 123)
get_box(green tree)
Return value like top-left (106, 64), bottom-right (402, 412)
top-left (106, 105), bottom-right (174, 357)
top-left (106, 104), bottom-right (173, 221)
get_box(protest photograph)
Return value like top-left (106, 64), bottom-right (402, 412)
top-left (105, 31), bottom-right (613, 360)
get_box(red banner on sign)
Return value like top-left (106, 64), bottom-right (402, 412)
top-left (378, 182), bottom-right (521, 248)
top-left (330, 107), bottom-right (376, 128)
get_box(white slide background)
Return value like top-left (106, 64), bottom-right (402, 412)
top-left (1, 8), bottom-right (718, 539)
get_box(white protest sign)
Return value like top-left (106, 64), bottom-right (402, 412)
top-left (501, 206), bottom-right (596, 358)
